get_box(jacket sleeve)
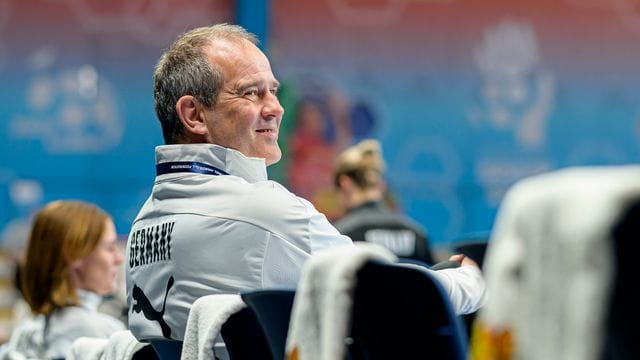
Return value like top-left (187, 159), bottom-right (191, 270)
top-left (428, 265), bottom-right (487, 315)
top-left (302, 198), bottom-right (354, 253)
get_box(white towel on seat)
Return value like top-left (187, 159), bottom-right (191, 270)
top-left (66, 330), bottom-right (148, 360)
top-left (285, 243), bottom-right (397, 360)
top-left (475, 165), bottom-right (640, 360)
top-left (181, 294), bottom-right (246, 360)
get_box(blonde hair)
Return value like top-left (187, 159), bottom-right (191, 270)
top-left (334, 139), bottom-right (385, 189)
top-left (21, 200), bottom-right (109, 315)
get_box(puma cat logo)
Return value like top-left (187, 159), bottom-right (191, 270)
top-left (132, 276), bottom-right (175, 339)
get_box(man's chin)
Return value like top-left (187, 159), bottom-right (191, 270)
top-left (265, 150), bottom-right (282, 166)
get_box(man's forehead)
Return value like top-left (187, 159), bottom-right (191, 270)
top-left (204, 39), bottom-right (239, 60)
top-left (204, 40), bottom-right (276, 85)
top-left (205, 37), bottom-right (256, 58)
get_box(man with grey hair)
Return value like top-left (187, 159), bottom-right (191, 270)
top-left (126, 23), bottom-right (353, 343)
top-left (125, 23), bottom-right (484, 345)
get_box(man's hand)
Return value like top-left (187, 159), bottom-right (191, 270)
top-left (449, 254), bottom-right (479, 268)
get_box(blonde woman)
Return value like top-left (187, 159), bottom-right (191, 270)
top-left (1, 200), bottom-right (125, 359)
top-left (333, 139), bottom-right (436, 264)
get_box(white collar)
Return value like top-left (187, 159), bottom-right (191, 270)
top-left (155, 144), bottom-right (268, 183)
top-left (76, 289), bottom-right (102, 311)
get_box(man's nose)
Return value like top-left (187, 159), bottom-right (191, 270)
top-left (262, 92), bottom-right (284, 119)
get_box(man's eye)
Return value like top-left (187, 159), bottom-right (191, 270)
top-left (269, 87), bottom-right (279, 96)
top-left (243, 89), bottom-right (259, 97)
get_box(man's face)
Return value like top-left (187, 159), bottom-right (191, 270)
top-left (203, 39), bottom-right (284, 165)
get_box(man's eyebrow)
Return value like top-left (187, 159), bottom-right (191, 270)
top-left (235, 82), bottom-right (255, 91)
top-left (236, 79), bottom-right (280, 91)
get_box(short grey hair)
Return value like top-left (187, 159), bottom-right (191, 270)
top-left (153, 23), bottom-right (258, 144)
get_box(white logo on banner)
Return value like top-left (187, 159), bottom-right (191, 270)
top-left (475, 157), bottom-right (551, 205)
top-left (468, 18), bottom-right (555, 149)
top-left (468, 18), bottom-right (555, 205)
top-left (9, 49), bottom-right (123, 153)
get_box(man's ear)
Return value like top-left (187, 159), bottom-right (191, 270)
top-left (176, 95), bottom-right (208, 136)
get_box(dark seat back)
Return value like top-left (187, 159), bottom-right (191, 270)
top-left (149, 339), bottom-right (183, 360)
top-left (349, 261), bottom-right (468, 360)
top-left (241, 289), bottom-right (296, 360)
top-left (132, 344), bottom-right (160, 360)
top-left (602, 198), bottom-right (640, 360)
top-left (221, 306), bottom-right (273, 359)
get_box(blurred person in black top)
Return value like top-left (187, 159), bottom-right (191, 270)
top-left (333, 139), bottom-right (435, 265)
